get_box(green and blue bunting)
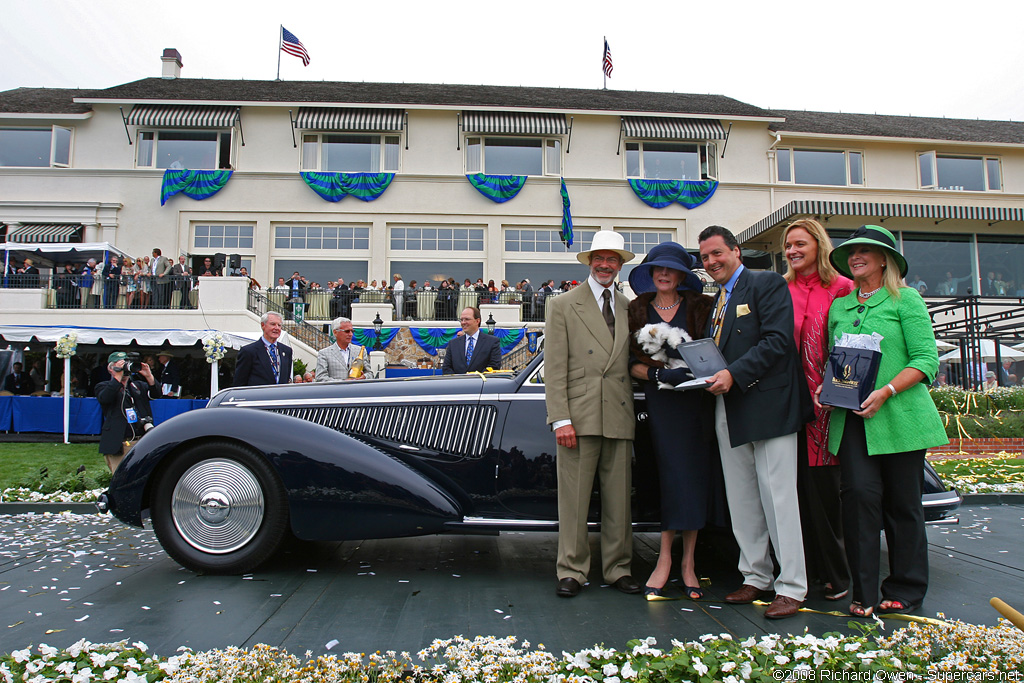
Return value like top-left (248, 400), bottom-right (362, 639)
top-left (410, 328), bottom-right (461, 356)
top-left (627, 179), bottom-right (718, 209)
top-left (352, 327), bottom-right (400, 350)
top-left (559, 178), bottom-right (574, 248)
top-left (300, 172), bottom-right (394, 202)
top-left (493, 327), bottom-right (526, 355)
top-left (466, 174), bottom-right (527, 203)
top-left (410, 327), bottom-right (526, 356)
top-left (160, 169), bottom-right (232, 205)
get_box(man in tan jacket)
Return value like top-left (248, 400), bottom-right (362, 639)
top-left (545, 230), bottom-right (638, 598)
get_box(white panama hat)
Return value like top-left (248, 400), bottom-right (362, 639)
top-left (576, 230), bottom-right (636, 265)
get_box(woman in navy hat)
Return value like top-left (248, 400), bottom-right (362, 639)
top-left (627, 241), bottom-right (717, 600)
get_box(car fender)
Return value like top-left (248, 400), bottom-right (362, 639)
top-left (107, 407), bottom-right (463, 540)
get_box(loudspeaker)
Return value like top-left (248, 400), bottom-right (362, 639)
top-left (229, 253), bottom-right (241, 269)
top-left (213, 253), bottom-right (226, 270)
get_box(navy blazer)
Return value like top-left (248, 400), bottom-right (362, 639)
top-left (710, 267), bottom-right (811, 447)
top-left (441, 332), bottom-right (502, 374)
top-left (234, 339), bottom-right (293, 386)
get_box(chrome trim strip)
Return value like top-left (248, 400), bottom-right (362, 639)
top-left (223, 393), bottom-right (482, 408)
top-left (496, 393), bottom-right (544, 401)
top-left (926, 517), bottom-right (959, 525)
top-left (922, 491), bottom-right (961, 507)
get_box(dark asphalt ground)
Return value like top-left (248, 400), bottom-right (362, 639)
top-left (1, 503), bottom-right (1021, 658)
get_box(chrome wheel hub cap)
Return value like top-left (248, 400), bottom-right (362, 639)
top-left (171, 458), bottom-right (265, 554)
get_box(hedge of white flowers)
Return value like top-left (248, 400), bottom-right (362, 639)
top-left (3, 621), bottom-right (1022, 683)
top-left (0, 487), bottom-right (105, 503)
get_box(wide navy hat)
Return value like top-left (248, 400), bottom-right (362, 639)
top-left (627, 241), bottom-right (703, 295)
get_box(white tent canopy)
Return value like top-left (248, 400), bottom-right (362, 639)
top-left (0, 324), bottom-right (258, 351)
top-left (938, 339), bottom-right (1024, 363)
top-left (2, 241), bottom-right (132, 271)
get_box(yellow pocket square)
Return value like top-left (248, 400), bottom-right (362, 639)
top-left (736, 304), bottom-right (751, 317)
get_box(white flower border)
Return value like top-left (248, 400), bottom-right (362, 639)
top-left (203, 333), bottom-right (226, 364)
top-left (55, 333), bottom-right (78, 359)
top-left (2, 623), bottom-right (1022, 683)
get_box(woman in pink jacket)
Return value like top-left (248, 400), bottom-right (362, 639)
top-left (782, 218), bottom-right (853, 602)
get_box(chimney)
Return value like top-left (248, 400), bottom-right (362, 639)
top-left (161, 48), bottom-right (182, 79)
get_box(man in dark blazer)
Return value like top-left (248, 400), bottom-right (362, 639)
top-left (95, 351), bottom-right (159, 473)
top-left (698, 225), bottom-right (810, 620)
top-left (545, 230), bottom-right (640, 598)
top-left (441, 307), bottom-right (502, 374)
top-left (233, 311), bottom-right (293, 386)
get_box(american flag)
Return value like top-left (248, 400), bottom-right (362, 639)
top-left (602, 39), bottom-right (613, 78)
top-left (281, 27), bottom-right (310, 66)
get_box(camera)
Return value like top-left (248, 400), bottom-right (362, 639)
top-left (124, 352), bottom-right (143, 374)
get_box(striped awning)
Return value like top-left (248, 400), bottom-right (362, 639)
top-left (462, 111), bottom-right (568, 136)
top-left (4, 223), bottom-right (82, 243)
top-left (294, 107), bottom-right (405, 132)
top-left (126, 105), bottom-right (239, 128)
top-left (739, 200), bottom-right (1024, 244)
top-left (622, 116), bottom-right (726, 140)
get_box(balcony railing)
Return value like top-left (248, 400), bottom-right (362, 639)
top-left (27, 273), bottom-right (201, 310)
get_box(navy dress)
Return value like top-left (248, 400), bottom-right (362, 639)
top-left (639, 302), bottom-right (719, 531)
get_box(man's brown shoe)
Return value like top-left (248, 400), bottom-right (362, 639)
top-left (724, 584), bottom-right (771, 604)
top-left (765, 595), bottom-right (803, 619)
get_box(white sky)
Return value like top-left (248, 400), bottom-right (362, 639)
top-left (3, 0), bottom-right (1023, 122)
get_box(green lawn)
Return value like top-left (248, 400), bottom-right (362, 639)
top-left (0, 443), bottom-right (109, 493)
top-left (930, 457), bottom-right (1024, 494)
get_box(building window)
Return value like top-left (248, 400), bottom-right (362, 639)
top-left (137, 131), bottom-right (232, 169)
top-left (391, 227), bottom-right (484, 251)
top-left (977, 235), bottom-right (1024, 296)
top-left (194, 225), bottom-right (255, 250)
top-left (625, 141), bottom-right (717, 180)
top-left (776, 148), bottom-right (864, 186)
top-left (918, 152), bottom-right (1001, 191)
top-left (620, 231), bottom-right (674, 255)
top-left (301, 134), bottom-right (400, 172)
top-left (505, 229), bottom-right (596, 253)
top-left (0, 126), bottom-right (72, 167)
top-left (465, 137), bottom-right (561, 176)
top-left (274, 226), bottom-right (370, 250)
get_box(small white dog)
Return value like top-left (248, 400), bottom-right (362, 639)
top-left (635, 322), bottom-right (691, 389)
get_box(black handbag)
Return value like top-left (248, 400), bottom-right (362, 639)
top-left (820, 346), bottom-right (882, 410)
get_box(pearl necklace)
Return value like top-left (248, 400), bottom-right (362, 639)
top-left (858, 285), bottom-right (884, 299)
top-left (652, 296), bottom-right (681, 310)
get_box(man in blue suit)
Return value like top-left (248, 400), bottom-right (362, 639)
top-left (234, 311), bottom-right (293, 386)
top-left (441, 307), bottom-right (502, 374)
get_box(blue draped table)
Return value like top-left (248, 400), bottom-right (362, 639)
top-left (1, 396), bottom-right (207, 434)
top-left (384, 368), bottom-right (442, 378)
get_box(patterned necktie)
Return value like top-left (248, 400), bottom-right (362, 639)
top-left (711, 285), bottom-right (727, 345)
top-left (601, 289), bottom-right (615, 338)
top-left (466, 335), bottom-right (475, 363)
top-left (268, 343), bottom-right (280, 382)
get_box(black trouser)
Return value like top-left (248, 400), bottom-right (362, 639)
top-left (838, 414), bottom-right (928, 607)
top-left (797, 433), bottom-right (849, 595)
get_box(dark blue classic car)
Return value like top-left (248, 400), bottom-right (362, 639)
top-left (99, 351), bottom-right (961, 573)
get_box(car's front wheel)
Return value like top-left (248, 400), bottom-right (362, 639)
top-left (151, 442), bottom-right (289, 573)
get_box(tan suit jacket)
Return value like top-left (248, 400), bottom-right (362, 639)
top-left (545, 283), bottom-right (634, 439)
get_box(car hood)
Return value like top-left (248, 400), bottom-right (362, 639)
top-left (209, 372), bottom-right (521, 407)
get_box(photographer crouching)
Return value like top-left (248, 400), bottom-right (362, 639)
top-left (95, 351), bottom-right (158, 473)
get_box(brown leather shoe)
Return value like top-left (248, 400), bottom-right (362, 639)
top-left (765, 595), bottom-right (803, 619)
top-left (556, 577), bottom-right (582, 598)
top-left (724, 584), bottom-right (771, 604)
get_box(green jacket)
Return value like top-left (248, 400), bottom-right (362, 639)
top-left (827, 286), bottom-right (948, 456)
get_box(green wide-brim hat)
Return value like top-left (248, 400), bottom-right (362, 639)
top-left (829, 225), bottom-right (908, 279)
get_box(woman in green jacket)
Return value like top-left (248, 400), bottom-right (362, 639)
top-left (815, 225), bottom-right (947, 619)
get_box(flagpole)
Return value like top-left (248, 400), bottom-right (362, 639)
top-left (603, 36), bottom-right (607, 90)
top-left (276, 25), bottom-right (282, 81)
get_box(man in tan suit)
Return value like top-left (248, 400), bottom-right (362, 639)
top-left (545, 230), bottom-right (639, 597)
